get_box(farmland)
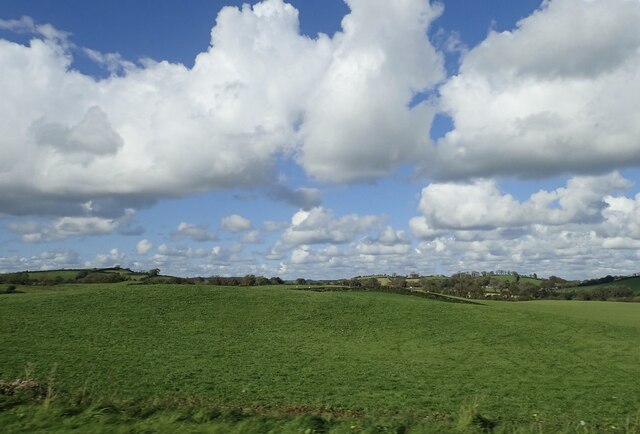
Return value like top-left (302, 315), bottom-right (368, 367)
top-left (1, 283), bottom-right (639, 433)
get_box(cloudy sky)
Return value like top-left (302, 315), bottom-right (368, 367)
top-left (1, 0), bottom-right (639, 280)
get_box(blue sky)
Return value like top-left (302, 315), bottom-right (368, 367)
top-left (1, 0), bottom-right (640, 279)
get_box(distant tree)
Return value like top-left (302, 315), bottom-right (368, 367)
top-left (295, 278), bottom-right (307, 285)
top-left (389, 277), bottom-right (406, 289)
top-left (348, 278), bottom-right (362, 288)
top-left (148, 268), bottom-right (160, 277)
top-left (255, 276), bottom-right (270, 286)
top-left (240, 274), bottom-right (257, 286)
top-left (78, 272), bottom-right (125, 284)
top-left (75, 270), bottom-right (90, 280)
top-left (361, 278), bottom-right (380, 289)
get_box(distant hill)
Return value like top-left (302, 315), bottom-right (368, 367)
top-left (570, 275), bottom-right (640, 294)
top-left (0, 267), bottom-right (150, 285)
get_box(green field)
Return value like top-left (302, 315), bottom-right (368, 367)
top-left (1, 284), bottom-right (639, 433)
top-left (25, 270), bottom-right (85, 281)
top-left (570, 276), bottom-right (640, 294)
top-left (0, 267), bottom-right (149, 284)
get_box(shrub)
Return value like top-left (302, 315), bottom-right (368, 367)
top-left (77, 272), bottom-right (125, 284)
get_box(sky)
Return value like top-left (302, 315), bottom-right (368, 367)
top-left (1, 0), bottom-right (640, 280)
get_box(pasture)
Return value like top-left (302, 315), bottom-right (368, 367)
top-left (1, 284), bottom-right (639, 433)
top-left (570, 276), bottom-right (640, 295)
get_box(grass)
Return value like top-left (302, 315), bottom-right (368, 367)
top-left (2, 267), bottom-right (148, 283)
top-left (1, 284), bottom-right (639, 432)
top-left (25, 270), bottom-right (84, 281)
top-left (570, 276), bottom-right (640, 294)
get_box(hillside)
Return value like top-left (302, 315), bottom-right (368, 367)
top-left (1, 284), bottom-right (639, 432)
top-left (575, 275), bottom-right (640, 293)
top-left (0, 267), bottom-right (150, 285)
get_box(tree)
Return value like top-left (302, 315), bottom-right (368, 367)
top-left (348, 278), bottom-right (362, 288)
top-left (361, 278), bottom-right (380, 289)
top-left (240, 274), bottom-right (257, 286)
top-left (148, 268), bottom-right (160, 277)
top-left (389, 277), bottom-right (406, 289)
top-left (255, 276), bottom-right (270, 286)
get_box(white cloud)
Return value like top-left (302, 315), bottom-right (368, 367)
top-left (156, 244), bottom-right (208, 258)
top-left (33, 106), bottom-right (124, 157)
top-left (412, 172), bottom-right (629, 232)
top-left (0, 0), bottom-right (446, 217)
top-left (172, 222), bottom-right (217, 242)
top-left (0, 16), bottom-right (69, 44)
top-left (297, 0), bottom-right (445, 182)
top-left (89, 248), bottom-right (126, 268)
top-left (7, 210), bottom-right (136, 242)
top-left (82, 48), bottom-right (136, 75)
top-left (241, 230), bottom-right (263, 244)
top-left (402, 172), bottom-right (640, 279)
top-left (429, 0), bottom-right (640, 180)
top-left (0, 249), bottom-right (80, 273)
top-left (279, 206), bottom-right (384, 247)
top-left (136, 239), bottom-right (153, 255)
top-left (599, 193), bottom-right (640, 239)
top-left (264, 220), bottom-right (289, 232)
top-left (220, 214), bottom-right (252, 232)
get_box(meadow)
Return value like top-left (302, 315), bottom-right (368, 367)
top-left (1, 284), bottom-right (639, 433)
top-left (570, 276), bottom-right (640, 294)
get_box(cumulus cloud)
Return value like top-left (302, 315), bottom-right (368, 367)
top-left (172, 222), bottom-right (217, 242)
top-left (83, 48), bottom-right (136, 75)
top-left (32, 106), bottom-right (124, 157)
top-left (0, 0), bottom-right (446, 218)
top-left (401, 172), bottom-right (640, 278)
top-left (89, 248), bottom-right (126, 268)
top-left (241, 230), bottom-right (263, 244)
top-left (279, 207), bottom-right (384, 247)
top-left (296, 0), bottom-right (444, 182)
top-left (0, 249), bottom-right (80, 273)
top-left (156, 244), bottom-right (208, 258)
top-left (428, 0), bottom-right (640, 180)
top-left (136, 239), bottom-right (153, 255)
top-left (412, 173), bottom-right (630, 232)
top-left (6, 209), bottom-right (136, 242)
top-left (220, 214), bottom-right (252, 232)
top-left (4, 0), bottom-right (640, 280)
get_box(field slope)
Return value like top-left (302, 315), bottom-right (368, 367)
top-left (572, 276), bottom-right (640, 294)
top-left (1, 285), bottom-right (639, 432)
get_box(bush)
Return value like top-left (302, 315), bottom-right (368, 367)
top-left (4, 285), bottom-right (17, 294)
top-left (77, 272), bottom-right (125, 284)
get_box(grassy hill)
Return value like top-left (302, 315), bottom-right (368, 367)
top-left (0, 267), bottom-right (149, 286)
top-left (573, 276), bottom-right (640, 294)
top-left (1, 284), bottom-right (639, 432)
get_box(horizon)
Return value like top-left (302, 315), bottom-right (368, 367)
top-left (1, 0), bottom-right (640, 280)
